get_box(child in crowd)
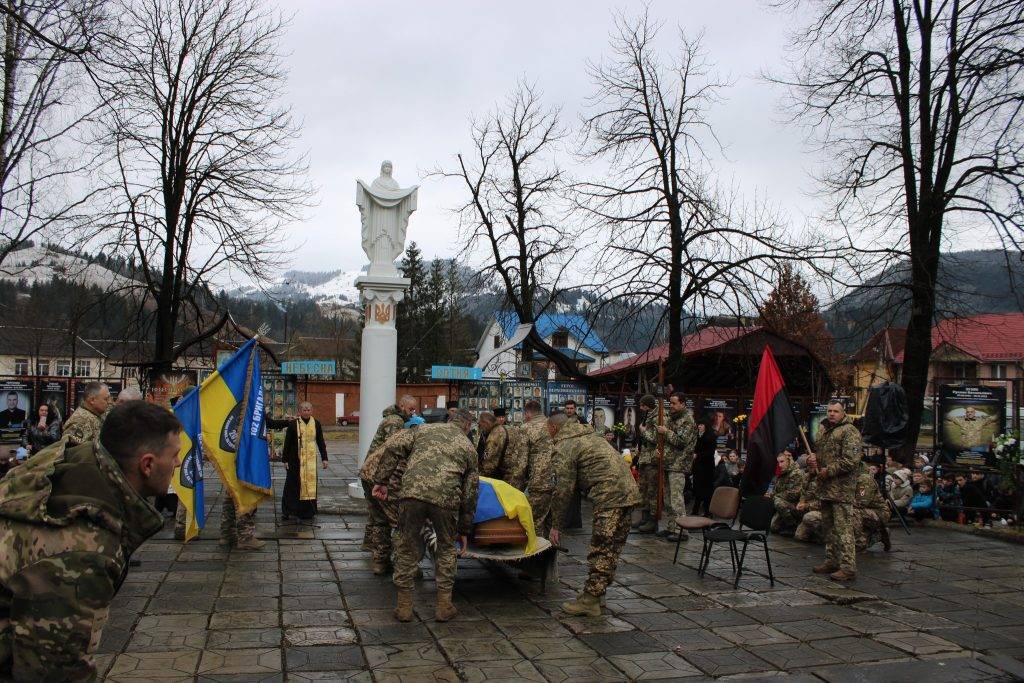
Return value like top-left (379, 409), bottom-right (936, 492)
top-left (909, 480), bottom-right (937, 521)
top-left (935, 473), bottom-right (962, 522)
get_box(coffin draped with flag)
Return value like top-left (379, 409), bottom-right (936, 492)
top-left (473, 477), bottom-right (537, 554)
top-left (744, 346), bottom-right (800, 495)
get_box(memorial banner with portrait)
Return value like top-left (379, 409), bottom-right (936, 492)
top-left (547, 381), bottom-right (589, 421)
top-left (38, 379), bottom-right (69, 424)
top-left (0, 379), bottom-right (32, 431)
top-left (938, 384), bottom-right (1005, 466)
top-left (591, 395), bottom-right (618, 433)
top-left (699, 398), bottom-right (737, 451)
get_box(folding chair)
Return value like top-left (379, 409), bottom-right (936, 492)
top-left (701, 495), bottom-right (775, 588)
top-left (674, 486), bottom-right (740, 564)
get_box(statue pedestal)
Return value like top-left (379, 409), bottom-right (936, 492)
top-left (353, 274), bottom-right (410, 477)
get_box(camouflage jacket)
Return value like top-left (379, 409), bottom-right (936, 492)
top-left (359, 405), bottom-right (406, 482)
top-left (639, 408), bottom-right (697, 472)
top-left (636, 410), bottom-right (658, 466)
top-left (772, 465), bottom-right (807, 510)
top-left (550, 422), bottom-right (641, 530)
top-left (480, 424), bottom-right (528, 491)
top-left (813, 416), bottom-right (862, 503)
top-left (372, 422), bottom-right (479, 534)
top-left (62, 406), bottom-right (104, 447)
top-left (798, 475), bottom-right (822, 513)
top-left (854, 466), bottom-right (890, 521)
top-left (0, 440), bottom-right (163, 681)
top-left (521, 415), bottom-right (554, 493)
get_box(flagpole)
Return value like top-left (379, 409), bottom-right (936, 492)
top-left (656, 359), bottom-right (665, 521)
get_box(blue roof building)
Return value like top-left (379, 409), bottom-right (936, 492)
top-left (475, 311), bottom-right (613, 379)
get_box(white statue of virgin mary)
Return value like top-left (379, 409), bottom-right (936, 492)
top-left (356, 160), bottom-right (418, 276)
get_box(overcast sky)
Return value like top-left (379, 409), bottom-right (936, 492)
top-left (268, 1), bottom-right (818, 279)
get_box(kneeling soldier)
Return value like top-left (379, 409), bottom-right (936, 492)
top-left (548, 412), bottom-right (642, 616)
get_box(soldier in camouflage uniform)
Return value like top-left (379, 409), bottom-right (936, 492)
top-left (372, 410), bottom-right (479, 623)
top-left (478, 411), bottom-right (528, 490)
top-left (62, 381), bottom-right (112, 446)
top-left (853, 463), bottom-right (892, 551)
top-left (521, 400), bottom-right (554, 536)
top-left (806, 400), bottom-right (863, 581)
top-left (770, 450), bottom-right (807, 534)
top-left (793, 475), bottom-right (824, 543)
top-left (647, 393), bottom-right (697, 542)
top-left (0, 402), bottom-right (179, 681)
top-left (359, 398), bottom-right (417, 573)
top-left (548, 413), bottom-right (642, 617)
top-left (634, 395), bottom-right (660, 533)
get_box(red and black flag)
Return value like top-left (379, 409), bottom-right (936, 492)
top-left (743, 346), bottom-right (799, 495)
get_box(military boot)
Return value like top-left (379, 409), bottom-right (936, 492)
top-left (829, 569), bottom-right (856, 582)
top-left (880, 526), bottom-right (892, 551)
top-left (372, 559), bottom-right (391, 575)
top-left (631, 511), bottom-right (648, 530)
top-left (218, 535), bottom-right (234, 549)
top-left (561, 592), bottom-right (602, 617)
top-left (435, 591), bottom-right (459, 622)
top-left (393, 589), bottom-right (414, 622)
top-left (235, 537), bottom-right (266, 551)
top-left (812, 562), bottom-right (838, 574)
top-left (637, 518), bottom-right (658, 534)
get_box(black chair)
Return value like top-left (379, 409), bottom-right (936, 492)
top-left (699, 495), bottom-right (775, 588)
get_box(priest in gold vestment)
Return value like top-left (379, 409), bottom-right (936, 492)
top-left (281, 401), bottom-right (329, 520)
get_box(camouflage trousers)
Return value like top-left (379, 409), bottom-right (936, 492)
top-left (821, 500), bottom-right (856, 573)
top-left (854, 509), bottom-right (887, 550)
top-left (770, 503), bottom-right (804, 534)
top-left (662, 471), bottom-right (687, 532)
top-left (220, 496), bottom-right (257, 543)
top-left (637, 463), bottom-right (658, 513)
top-left (361, 479), bottom-right (399, 564)
top-left (174, 501), bottom-right (186, 536)
top-left (794, 511), bottom-right (823, 543)
top-left (394, 500), bottom-right (458, 592)
top-left (528, 489), bottom-right (553, 538)
top-left (583, 506), bottom-right (633, 597)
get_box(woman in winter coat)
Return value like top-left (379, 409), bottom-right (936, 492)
top-left (22, 403), bottom-right (61, 455)
top-left (886, 468), bottom-right (913, 510)
top-left (689, 422), bottom-right (719, 515)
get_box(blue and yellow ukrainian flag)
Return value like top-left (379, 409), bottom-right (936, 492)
top-left (171, 385), bottom-right (205, 542)
top-left (201, 338), bottom-right (272, 515)
top-left (474, 477), bottom-right (537, 554)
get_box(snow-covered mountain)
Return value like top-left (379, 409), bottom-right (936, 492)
top-left (229, 268), bottom-right (363, 308)
top-left (1, 244), bottom-right (138, 292)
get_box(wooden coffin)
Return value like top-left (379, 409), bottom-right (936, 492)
top-left (473, 517), bottom-right (528, 547)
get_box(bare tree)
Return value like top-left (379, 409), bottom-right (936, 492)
top-left (96, 0), bottom-right (311, 377)
top-left (773, 0), bottom-right (1024, 458)
top-left (0, 0), bottom-right (106, 270)
top-left (431, 82), bottom-right (583, 377)
top-left (579, 12), bottom-right (796, 385)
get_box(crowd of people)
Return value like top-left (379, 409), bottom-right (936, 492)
top-left (883, 452), bottom-right (1016, 526)
top-left (1, 380), bottom-right (1019, 679)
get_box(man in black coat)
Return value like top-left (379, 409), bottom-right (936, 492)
top-left (281, 401), bottom-right (328, 521)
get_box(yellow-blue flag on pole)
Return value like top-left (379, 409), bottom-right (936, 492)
top-left (200, 338), bottom-right (270, 514)
top-left (171, 385), bottom-right (205, 542)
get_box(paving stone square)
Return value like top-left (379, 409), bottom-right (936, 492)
top-left (92, 440), bottom-right (1024, 681)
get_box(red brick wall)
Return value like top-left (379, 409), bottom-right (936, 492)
top-left (295, 380), bottom-right (456, 425)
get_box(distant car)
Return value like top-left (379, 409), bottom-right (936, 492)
top-left (338, 412), bottom-right (359, 426)
top-left (420, 407), bottom-right (448, 424)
